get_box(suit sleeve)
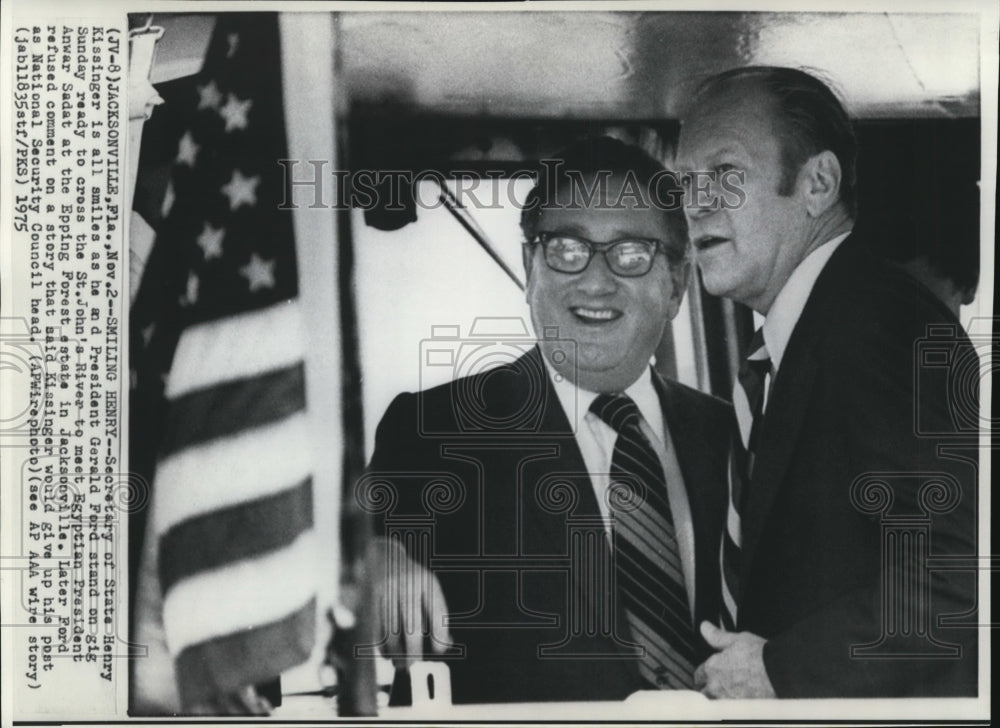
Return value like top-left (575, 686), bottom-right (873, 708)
top-left (367, 392), bottom-right (427, 529)
top-left (761, 287), bottom-right (978, 697)
top-left (369, 392), bottom-right (417, 471)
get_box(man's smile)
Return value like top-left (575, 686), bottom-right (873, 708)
top-left (570, 306), bottom-right (623, 324)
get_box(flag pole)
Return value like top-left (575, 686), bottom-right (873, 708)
top-left (278, 13), bottom-right (377, 716)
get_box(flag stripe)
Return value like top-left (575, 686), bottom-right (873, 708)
top-left (159, 477), bottom-right (313, 593)
top-left (162, 529), bottom-right (317, 654)
top-left (165, 301), bottom-right (305, 399)
top-left (160, 363), bottom-right (305, 456)
top-left (174, 596), bottom-right (316, 706)
top-left (153, 413), bottom-right (311, 534)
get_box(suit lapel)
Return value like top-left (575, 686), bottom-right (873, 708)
top-left (514, 349), bottom-right (640, 680)
top-left (738, 235), bottom-right (859, 578)
top-left (515, 347), bottom-right (601, 558)
top-left (739, 344), bottom-right (819, 575)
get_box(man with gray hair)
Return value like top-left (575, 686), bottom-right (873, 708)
top-left (673, 66), bottom-right (978, 698)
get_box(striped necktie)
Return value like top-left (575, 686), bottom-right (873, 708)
top-left (720, 328), bottom-right (771, 629)
top-left (590, 393), bottom-right (696, 690)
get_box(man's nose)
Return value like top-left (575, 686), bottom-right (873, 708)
top-left (575, 252), bottom-right (619, 293)
top-left (683, 173), bottom-right (722, 221)
top-left (685, 198), bottom-right (715, 222)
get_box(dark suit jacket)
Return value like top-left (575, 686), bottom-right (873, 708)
top-left (742, 232), bottom-right (979, 697)
top-left (368, 346), bottom-right (730, 703)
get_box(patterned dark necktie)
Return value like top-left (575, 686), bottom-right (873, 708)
top-left (720, 328), bottom-right (771, 629)
top-left (591, 393), bottom-right (696, 690)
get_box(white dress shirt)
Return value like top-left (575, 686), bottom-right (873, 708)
top-left (544, 359), bottom-right (697, 620)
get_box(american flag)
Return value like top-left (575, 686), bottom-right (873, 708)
top-left (130, 13), bottom-right (315, 709)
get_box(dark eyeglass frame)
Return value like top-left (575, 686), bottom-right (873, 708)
top-left (527, 232), bottom-right (668, 277)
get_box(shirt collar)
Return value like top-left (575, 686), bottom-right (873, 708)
top-left (762, 231), bottom-right (851, 371)
top-left (544, 355), bottom-right (664, 443)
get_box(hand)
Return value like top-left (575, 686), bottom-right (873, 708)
top-left (693, 621), bottom-right (776, 698)
top-left (373, 536), bottom-right (453, 668)
top-left (186, 684), bottom-right (273, 715)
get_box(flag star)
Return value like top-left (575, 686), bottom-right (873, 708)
top-left (221, 169), bottom-right (260, 210)
top-left (161, 181), bottom-right (176, 217)
top-left (240, 253), bottom-right (276, 292)
top-left (197, 80), bottom-right (223, 110)
top-left (197, 222), bottom-right (225, 259)
top-left (219, 93), bottom-right (252, 132)
top-left (227, 32), bottom-right (239, 58)
top-left (176, 131), bottom-right (199, 167)
top-left (141, 323), bottom-right (156, 346)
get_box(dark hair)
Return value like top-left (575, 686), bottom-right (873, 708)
top-left (693, 66), bottom-right (858, 218)
top-left (519, 136), bottom-right (688, 263)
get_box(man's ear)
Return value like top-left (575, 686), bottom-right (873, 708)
top-left (801, 150), bottom-right (842, 218)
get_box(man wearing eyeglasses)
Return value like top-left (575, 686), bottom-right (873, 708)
top-left (366, 137), bottom-right (731, 704)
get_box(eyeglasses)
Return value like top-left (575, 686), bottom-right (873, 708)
top-left (528, 232), bottom-right (666, 277)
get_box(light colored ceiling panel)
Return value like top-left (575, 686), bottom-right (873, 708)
top-left (339, 11), bottom-right (980, 118)
top-left (150, 11), bottom-right (982, 119)
top-left (744, 13), bottom-right (980, 117)
top-left (340, 12), bottom-right (639, 116)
